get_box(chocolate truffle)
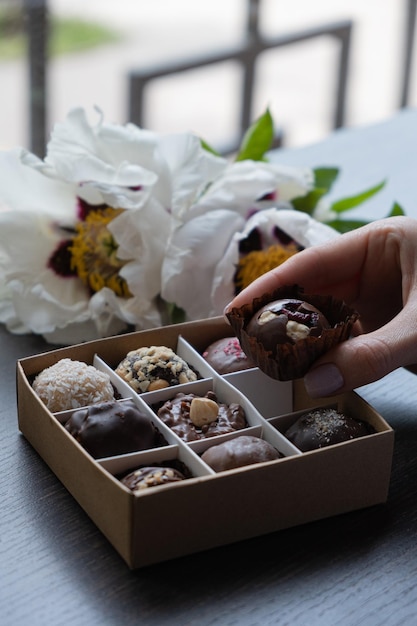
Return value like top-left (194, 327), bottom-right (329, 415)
top-left (120, 466), bottom-right (186, 492)
top-left (246, 298), bottom-right (330, 353)
top-left (203, 337), bottom-right (255, 374)
top-left (33, 358), bottom-right (115, 412)
top-left (115, 345), bottom-right (198, 393)
top-left (284, 407), bottom-right (374, 452)
top-left (226, 285), bottom-right (359, 381)
top-left (65, 399), bottom-right (164, 458)
top-left (156, 390), bottom-right (247, 442)
top-left (201, 435), bottom-right (280, 472)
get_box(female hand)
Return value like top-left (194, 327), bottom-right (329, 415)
top-left (225, 216), bottom-right (417, 397)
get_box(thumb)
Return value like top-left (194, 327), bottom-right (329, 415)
top-left (303, 317), bottom-right (417, 397)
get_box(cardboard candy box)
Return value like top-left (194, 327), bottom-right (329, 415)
top-left (16, 317), bottom-right (394, 569)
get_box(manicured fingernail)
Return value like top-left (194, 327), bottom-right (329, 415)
top-left (304, 363), bottom-right (344, 397)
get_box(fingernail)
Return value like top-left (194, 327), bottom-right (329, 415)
top-left (304, 363), bottom-right (344, 397)
top-left (223, 302), bottom-right (232, 323)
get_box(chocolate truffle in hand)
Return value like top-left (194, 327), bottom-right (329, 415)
top-left (226, 285), bottom-right (359, 381)
top-left (284, 407), bottom-right (374, 451)
top-left (65, 399), bottom-right (164, 458)
top-left (246, 298), bottom-right (330, 354)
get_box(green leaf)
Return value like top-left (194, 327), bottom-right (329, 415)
top-left (167, 303), bottom-right (186, 325)
top-left (291, 168), bottom-right (340, 215)
top-left (200, 138), bottom-right (221, 157)
top-left (388, 202), bottom-right (406, 217)
top-left (292, 188), bottom-right (328, 215)
top-left (313, 167), bottom-right (339, 192)
top-left (235, 109), bottom-right (274, 162)
top-left (330, 180), bottom-right (386, 214)
top-left (325, 201), bottom-right (407, 235)
top-left (325, 218), bottom-right (371, 234)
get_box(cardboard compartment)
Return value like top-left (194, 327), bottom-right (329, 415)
top-left (16, 317), bottom-right (395, 569)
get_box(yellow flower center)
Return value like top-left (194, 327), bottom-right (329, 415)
top-left (234, 244), bottom-right (298, 292)
top-left (70, 207), bottom-right (132, 298)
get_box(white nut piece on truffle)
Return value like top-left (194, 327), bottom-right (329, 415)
top-left (286, 320), bottom-right (311, 342)
top-left (189, 397), bottom-right (219, 427)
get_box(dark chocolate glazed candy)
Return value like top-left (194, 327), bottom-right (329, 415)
top-left (65, 399), bottom-right (164, 458)
top-left (284, 407), bottom-right (374, 451)
top-left (201, 435), bottom-right (281, 471)
top-left (246, 298), bottom-right (330, 353)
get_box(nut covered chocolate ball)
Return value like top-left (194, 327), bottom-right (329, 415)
top-left (246, 298), bottom-right (330, 353)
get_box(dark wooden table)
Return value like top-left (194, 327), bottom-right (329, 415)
top-left (3, 111), bottom-right (417, 625)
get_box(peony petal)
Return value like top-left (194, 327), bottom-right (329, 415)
top-left (29, 108), bottom-right (174, 210)
top-left (109, 198), bottom-right (171, 301)
top-left (158, 132), bottom-right (227, 218)
top-left (0, 149), bottom-right (76, 220)
top-left (161, 209), bottom-right (245, 320)
top-left (211, 208), bottom-right (340, 315)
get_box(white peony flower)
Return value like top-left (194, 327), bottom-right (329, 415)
top-left (1, 106), bottom-right (370, 345)
top-left (161, 159), bottom-right (331, 321)
top-left (0, 108), bottom-right (227, 344)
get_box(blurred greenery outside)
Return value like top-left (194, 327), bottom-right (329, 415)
top-left (0, 6), bottom-right (121, 60)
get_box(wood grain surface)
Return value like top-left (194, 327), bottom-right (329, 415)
top-left (2, 322), bottom-right (417, 626)
top-left (4, 110), bottom-right (417, 625)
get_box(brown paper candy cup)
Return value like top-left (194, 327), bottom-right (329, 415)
top-left (226, 285), bottom-right (359, 381)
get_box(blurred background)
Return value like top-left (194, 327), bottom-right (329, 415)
top-left (2, 0), bottom-right (416, 156)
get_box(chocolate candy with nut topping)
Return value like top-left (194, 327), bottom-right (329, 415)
top-left (156, 390), bottom-right (247, 442)
top-left (115, 345), bottom-right (198, 394)
top-left (246, 298), bottom-right (330, 353)
top-left (201, 435), bottom-right (281, 472)
top-left (121, 466), bottom-right (186, 492)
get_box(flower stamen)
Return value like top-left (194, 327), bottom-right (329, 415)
top-left (234, 243), bottom-right (298, 292)
top-left (70, 206), bottom-right (132, 298)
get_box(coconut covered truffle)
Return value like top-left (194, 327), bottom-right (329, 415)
top-left (32, 358), bottom-right (115, 412)
top-left (115, 345), bottom-right (198, 393)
